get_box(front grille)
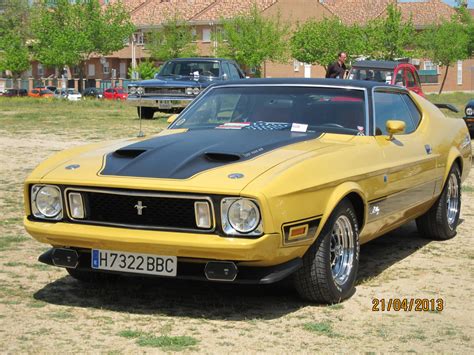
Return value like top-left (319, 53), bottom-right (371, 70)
top-left (66, 188), bottom-right (213, 232)
top-left (144, 87), bottom-right (186, 95)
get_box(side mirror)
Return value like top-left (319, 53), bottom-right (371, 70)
top-left (167, 114), bottom-right (179, 124)
top-left (386, 120), bottom-right (406, 140)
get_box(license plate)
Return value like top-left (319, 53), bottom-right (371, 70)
top-left (158, 100), bottom-right (172, 109)
top-left (91, 249), bottom-right (177, 277)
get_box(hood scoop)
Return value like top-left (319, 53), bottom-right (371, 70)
top-left (114, 148), bottom-right (147, 159)
top-left (204, 152), bottom-right (241, 162)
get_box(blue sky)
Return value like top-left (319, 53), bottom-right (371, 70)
top-left (398, 0), bottom-right (474, 8)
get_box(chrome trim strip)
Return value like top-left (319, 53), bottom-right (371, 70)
top-left (64, 187), bottom-right (216, 233)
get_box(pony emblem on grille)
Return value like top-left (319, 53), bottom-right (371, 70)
top-left (134, 201), bottom-right (147, 215)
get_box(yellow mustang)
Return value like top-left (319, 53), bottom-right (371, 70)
top-left (24, 79), bottom-right (471, 304)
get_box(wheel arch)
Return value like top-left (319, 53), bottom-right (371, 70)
top-left (318, 182), bottom-right (367, 236)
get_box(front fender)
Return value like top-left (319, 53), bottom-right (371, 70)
top-left (317, 182), bottom-right (367, 239)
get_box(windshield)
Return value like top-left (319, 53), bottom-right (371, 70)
top-left (158, 61), bottom-right (221, 78)
top-left (171, 86), bottom-right (367, 135)
top-left (349, 68), bottom-right (396, 84)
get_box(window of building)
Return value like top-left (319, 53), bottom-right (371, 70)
top-left (134, 32), bottom-right (144, 45)
top-left (88, 64), bottom-right (95, 76)
top-left (457, 60), bottom-right (462, 85)
top-left (37, 63), bottom-right (44, 77)
top-left (202, 28), bottom-right (211, 42)
top-left (103, 62), bottom-right (110, 74)
top-left (191, 27), bottom-right (197, 41)
top-left (423, 60), bottom-right (438, 72)
top-left (73, 66), bottom-right (80, 76)
top-left (293, 60), bottom-right (300, 72)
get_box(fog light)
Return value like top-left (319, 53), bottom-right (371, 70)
top-left (68, 192), bottom-right (84, 219)
top-left (194, 201), bottom-right (211, 229)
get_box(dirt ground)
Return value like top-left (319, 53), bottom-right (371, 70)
top-left (0, 112), bottom-right (473, 353)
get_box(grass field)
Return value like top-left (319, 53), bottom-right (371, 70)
top-left (0, 96), bottom-right (473, 353)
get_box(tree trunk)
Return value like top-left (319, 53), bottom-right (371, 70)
top-left (438, 65), bottom-right (449, 95)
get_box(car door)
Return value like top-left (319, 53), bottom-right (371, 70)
top-left (369, 87), bottom-right (437, 235)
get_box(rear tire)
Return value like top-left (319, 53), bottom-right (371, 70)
top-left (416, 164), bottom-right (461, 240)
top-left (294, 200), bottom-right (360, 303)
top-left (137, 107), bottom-right (155, 119)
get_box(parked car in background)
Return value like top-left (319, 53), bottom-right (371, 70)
top-left (28, 88), bottom-right (54, 98)
top-left (103, 87), bottom-right (127, 100)
top-left (127, 57), bottom-right (246, 119)
top-left (82, 87), bottom-right (103, 99)
top-left (54, 88), bottom-right (82, 101)
top-left (24, 79), bottom-right (471, 304)
top-left (348, 61), bottom-right (424, 97)
top-left (464, 99), bottom-right (474, 137)
top-left (1, 88), bottom-right (28, 97)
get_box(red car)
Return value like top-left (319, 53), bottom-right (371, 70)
top-left (348, 61), bottom-right (424, 97)
top-left (103, 87), bottom-right (128, 100)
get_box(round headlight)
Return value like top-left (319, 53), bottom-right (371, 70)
top-left (227, 199), bottom-right (260, 233)
top-left (193, 87), bottom-right (200, 95)
top-left (136, 87), bottom-right (144, 95)
top-left (129, 86), bottom-right (137, 95)
top-left (186, 87), bottom-right (193, 95)
top-left (466, 107), bottom-right (473, 116)
top-left (35, 186), bottom-right (62, 218)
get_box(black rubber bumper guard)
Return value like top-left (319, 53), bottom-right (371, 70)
top-left (39, 248), bottom-right (302, 285)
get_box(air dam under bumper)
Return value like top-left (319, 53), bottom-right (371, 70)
top-left (127, 96), bottom-right (193, 109)
top-left (39, 248), bottom-right (302, 284)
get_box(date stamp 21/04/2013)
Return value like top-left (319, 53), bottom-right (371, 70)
top-left (372, 298), bottom-right (444, 312)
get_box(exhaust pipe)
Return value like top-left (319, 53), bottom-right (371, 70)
top-left (52, 248), bottom-right (79, 268)
top-left (204, 261), bottom-right (238, 282)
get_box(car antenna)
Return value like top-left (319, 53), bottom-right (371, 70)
top-left (137, 91), bottom-right (145, 137)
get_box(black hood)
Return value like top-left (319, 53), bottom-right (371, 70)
top-left (100, 129), bottom-right (320, 179)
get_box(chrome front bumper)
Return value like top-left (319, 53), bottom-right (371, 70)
top-left (127, 96), bottom-right (194, 109)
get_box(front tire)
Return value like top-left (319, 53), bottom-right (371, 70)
top-left (137, 107), bottom-right (155, 119)
top-left (416, 164), bottom-right (461, 240)
top-left (294, 200), bottom-right (360, 303)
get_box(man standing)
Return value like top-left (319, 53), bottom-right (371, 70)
top-left (326, 52), bottom-right (347, 79)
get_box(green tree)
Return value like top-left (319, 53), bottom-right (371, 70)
top-left (216, 6), bottom-right (289, 77)
top-left (0, 0), bottom-right (31, 89)
top-left (128, 60), bottom-right (159, 80)
top-left (31, 0), bottom-right (135, 89)
top-left (363, 4), bottom-right (415, 60)
top-left (417, 19), bottom-right (469, 94)
top-left (454, 3), bottom-right (474, 57)
top-left (146, 16), bottom-right (198, 61)
top-left (291, 18), bottom-right (360, 70)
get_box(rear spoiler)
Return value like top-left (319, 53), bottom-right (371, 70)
top-left (434, 103), bottom-right (459, 113)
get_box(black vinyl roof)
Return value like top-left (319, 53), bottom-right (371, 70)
top-left (350, 60), bottom-right (405, 70)
top-left (211, 78), bottom-right (392, 89)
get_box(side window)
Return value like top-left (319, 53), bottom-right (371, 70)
top-left (394, 69), bottom-right (404, 86)
top-left (374, 91), bottom-right (416, 135)
top-left (401, 94), bottom-right (421, 128)
top-left (406, 70), bottom-right (416, 87)
top-left (222, 62), bottom-right (231, 79)
top-left (228, 63), bottom-right (241, 80)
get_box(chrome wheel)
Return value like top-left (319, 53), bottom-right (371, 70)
top-left (446, 172), bottom-right (459, 228)
top-left (330, 215), bottom-right (355, 286)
